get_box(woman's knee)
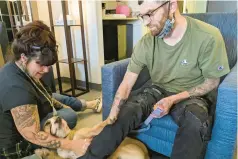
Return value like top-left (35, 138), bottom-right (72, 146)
top-left (66, 112), bottom-right (78, 129)
top-left (58, 108), bottom-right (78, 129)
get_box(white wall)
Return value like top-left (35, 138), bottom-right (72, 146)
top-left (183, 0), bottom-right (207, 13)
top-left (103, 1), bottom-right (145, 45)
top-left (126, 1), bottom-right (146, 44)
top-left (84, 1), bottom-right (105, 84)
top-left (37, 0), bottom-right (104, 84)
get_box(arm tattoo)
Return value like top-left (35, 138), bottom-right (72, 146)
top-left (188, 78), bottom-right (220, 97)
top-left (109, 92), bottom-right (127, 122)
top-left (11, 105), bottom-right (62, 149)
top-left (34, 132), bottom-right (61, 149)
top-left (112, 92), bottom-right (127, 110)
top-left (11, 105), bottom-right (39, 131)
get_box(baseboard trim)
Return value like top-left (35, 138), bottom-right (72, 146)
top-left (55, 77), bottom-right (102, 91)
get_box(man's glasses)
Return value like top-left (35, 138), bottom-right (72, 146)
top-left (137, 1), bottom-right (170, 25)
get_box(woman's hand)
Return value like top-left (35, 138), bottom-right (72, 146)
top-left (70, 138), bottom-right (92, 157)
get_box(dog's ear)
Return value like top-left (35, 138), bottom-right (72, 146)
top-left (43, 120), bottom-right (52, 133)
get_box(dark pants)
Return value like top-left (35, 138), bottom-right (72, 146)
top-left (79, 86), bottom-right (215, 159)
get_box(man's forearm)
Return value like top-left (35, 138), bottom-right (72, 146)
top-left (109, 88), bottom-right (128, 122)
top-left (108, 71), bottom-right (139, 121)
top-left (170, 78), bottom-right (220, 104)
top-left (188, 78), bottom-right (220, 97)
top-left (108, 79), bottom-right (134, 121)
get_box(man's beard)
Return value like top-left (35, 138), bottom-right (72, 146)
top-left (149, 17), bottom-right (167, 36)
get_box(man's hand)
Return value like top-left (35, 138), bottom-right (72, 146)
top-left (108, 109), bottom-right (118, 124)
top-left (153, 96), bottom-right (176, 117)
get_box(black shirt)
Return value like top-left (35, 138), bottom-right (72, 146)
top-left (0, 62), bottom-right (53, 148)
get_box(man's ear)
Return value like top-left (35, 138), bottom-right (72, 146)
top-left (169, 0), bottom-right (178, 15)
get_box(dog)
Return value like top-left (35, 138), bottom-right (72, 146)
top-left (109, 137), bottom-right (150, 159)
top-left (35, 116), bottom-right (150, 159)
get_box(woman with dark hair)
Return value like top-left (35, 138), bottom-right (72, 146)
top-left (0, 21), bottom-right (100, 158)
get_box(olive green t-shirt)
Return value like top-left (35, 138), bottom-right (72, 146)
top-left (127, 16), bottom-right (230, 93)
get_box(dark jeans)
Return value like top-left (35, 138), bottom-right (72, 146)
top-left (79, 86), bottom-right (215, 159)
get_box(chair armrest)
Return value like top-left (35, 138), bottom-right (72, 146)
top-left (101, 59), bottom-right (130, 120)
top-left (206, 63), bottom-right (237, 158)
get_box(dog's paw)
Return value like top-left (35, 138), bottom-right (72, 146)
top-left (35, 148), bottom-right (50, 159)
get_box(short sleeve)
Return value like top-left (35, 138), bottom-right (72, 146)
top-left (127, 36), bottom-right (148, 74)
top-left (1, 86), bottom-right (37, 112)
top-left (198, 30), bottom-right (230, 78)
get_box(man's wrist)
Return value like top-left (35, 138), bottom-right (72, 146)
top-left (171, 91), bottom-right (190, 104)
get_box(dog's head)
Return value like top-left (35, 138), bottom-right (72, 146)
top-left (43, 116), bottom-right (71, 138)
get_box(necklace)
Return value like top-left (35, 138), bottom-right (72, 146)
top-left (16, 62), bottom-right (58, 116)
top-left (27, 73), bottom-right (58, 116)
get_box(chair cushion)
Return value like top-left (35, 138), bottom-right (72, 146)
top-left (136, 133), bottom-right (174, 157)
top-left (135, 115), bottom-right (178, 143)
top-left (150, 115), bottom-right (178, 132)
top-left (134, 115), bottom-right (178, 157)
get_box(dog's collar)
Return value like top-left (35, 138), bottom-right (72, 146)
top-left (66, 130), bottom-right (76, 140)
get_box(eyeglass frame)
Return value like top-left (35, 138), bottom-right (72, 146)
top-left (137, 1), bottom-right (170, 24)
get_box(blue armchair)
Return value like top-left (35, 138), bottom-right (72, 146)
top-left (101, 13), bottom-right (237, 159)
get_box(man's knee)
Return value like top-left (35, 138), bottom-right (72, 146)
top-left (118, 104), bottom-right (139, 120)
top-left (117, 104), bottom-right (143, 128)
top-left (186, 103), bottom-right (208, 123)
top-left (173, 97), bottom-right (210, 124)
top-left (184, 104), bottom-right (212, 141)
